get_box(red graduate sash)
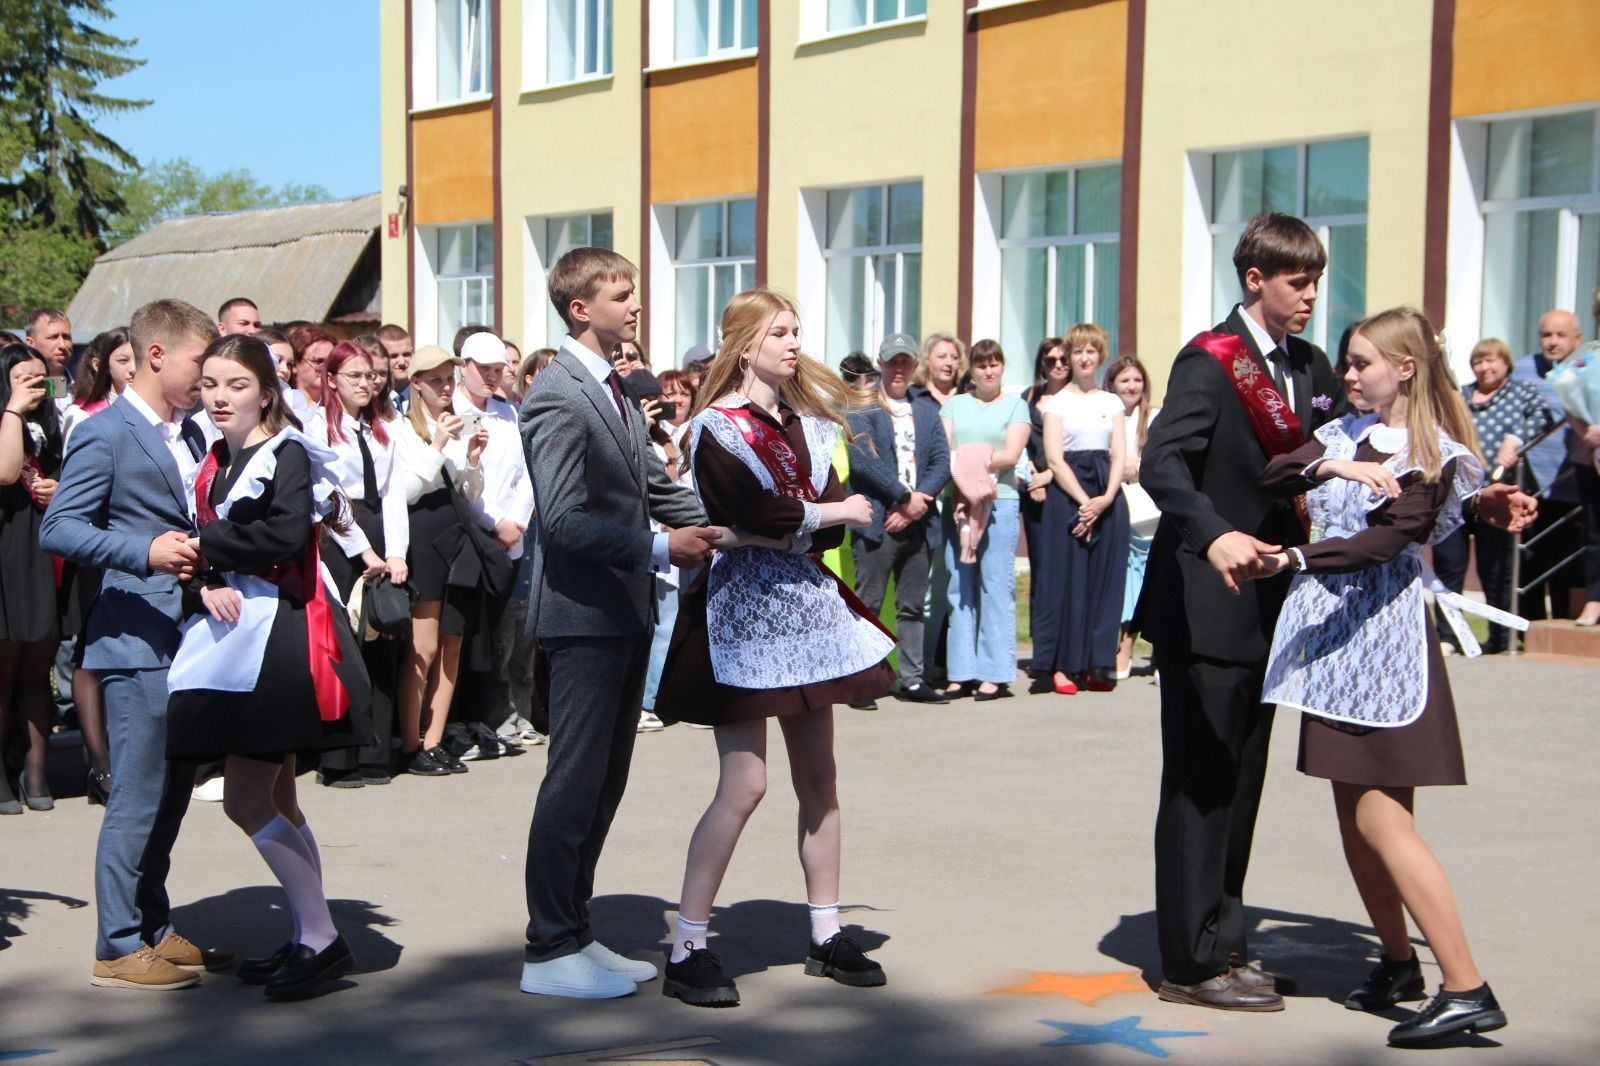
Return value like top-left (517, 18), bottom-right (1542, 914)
top-left (1188, 331), bottom-right (1310, 533)
top-left (711, 406), bottom-right (895, 641)
top-left (196, 445), bottom-right (349, 721)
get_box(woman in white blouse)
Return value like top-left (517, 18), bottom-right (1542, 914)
top-left (306, 341), bottom-right (412, 787)
top-left (1036, 324), bottom-right (1129, 695)
top-left (391, 345), bottom-right (487, 777)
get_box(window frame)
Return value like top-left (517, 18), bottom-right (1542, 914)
top-left (524, 209), bottom-right (616, 348)
top-left (799, 0), bottom-right (928, 44)
top-left (819, 181), bottom-right (923, 363)
top-left (665, 197), bottom-right (758, 357)
top-left (412, 0), bottom-right (494, 110)
top-left (649, 0), bottom-right (758, 68)
top-left (419, 221), bottom-right (496, 349)
top-left (522, 0), bottom-right (615, 92)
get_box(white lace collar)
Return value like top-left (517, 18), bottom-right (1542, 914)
top-left (1349, 415), bottom-right (1408, 454)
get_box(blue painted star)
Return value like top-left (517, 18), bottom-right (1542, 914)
top-left (0, 1053), bottom-right (55, 1061)
top-left (1039, 1017), bottom-right (1206, 1058)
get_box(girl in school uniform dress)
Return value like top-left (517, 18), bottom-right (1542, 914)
top-left (653, 289), bottom-right (892, 1009)
top-left (165, 334), bottom-right (373, 1002)
top-left (306, 341), bottom-right (411, 788)
top-left (1252, 308), bottom-right (1512, 1048)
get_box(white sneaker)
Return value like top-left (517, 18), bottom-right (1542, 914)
top-left (519, 952), bottom-right (636, 998)
top-left (523, 730), bottom-right (547, 746)
top-left (636, 711), bottom-right (665, 733)
top-left (580, 941), bottom-right (658, 983)
top-left (191, 777), bottom-right (225, 803)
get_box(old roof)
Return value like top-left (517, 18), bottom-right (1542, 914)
top-left (68, 193), bottom-right (381, 332)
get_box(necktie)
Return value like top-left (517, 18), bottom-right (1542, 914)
top-left (604, 371), bottom-right (629, 426)
top-left (356, 424), bottom-right (379, 504)
top-left (1268, 347), bottom-right (1290, 400)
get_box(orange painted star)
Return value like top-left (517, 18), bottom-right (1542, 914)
top-left (989, 970), bottom-right (1149, 1006)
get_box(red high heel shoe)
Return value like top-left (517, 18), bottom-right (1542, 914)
top-left (1053, 674), bottom-right (1078, 695)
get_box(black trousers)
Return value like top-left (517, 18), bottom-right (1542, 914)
top-left (524, 634), bottom-right (649, 963)
top-left (1576, 464), bottom-right (1600, 603)
top-left (1152, 645), bottom-right (1275, 985)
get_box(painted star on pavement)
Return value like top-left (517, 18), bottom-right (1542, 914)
top-left (1039, 1017), bottom-right (1206, 1058)
top-left (989, 970), bottom-right (1148, 1006)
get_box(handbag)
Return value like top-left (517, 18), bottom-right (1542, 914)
top-left (363, 576), bottom-right (414, 637)
top-left (1122, 481), bottom-right (1161, 538)
top-left (436, 468), bottom-right (515, 598)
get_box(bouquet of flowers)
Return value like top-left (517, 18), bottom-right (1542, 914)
top-left (1547, 341), bottom-right (1600, 424)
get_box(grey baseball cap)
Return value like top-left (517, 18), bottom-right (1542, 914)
top-left (877, 333), bottom-right (919, 362)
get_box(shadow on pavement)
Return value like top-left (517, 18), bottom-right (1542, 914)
top-left (171, 888), bottom-right (403, 975)
top-left (0, 887), bottom-right (91, 952)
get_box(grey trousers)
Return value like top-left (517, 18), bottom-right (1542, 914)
top-left (523, 634), bottom-right (650, 962)
top-left (852, 526), bottom-right (932, 686)
top-left (95, 668), bottom-right (196, 960)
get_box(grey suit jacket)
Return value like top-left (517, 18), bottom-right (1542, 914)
top-left (39, 395), bottom-right (204, 670)
top-left (519, 349), bottom-right (705, 639)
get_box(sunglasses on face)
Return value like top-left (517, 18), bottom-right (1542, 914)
top-left (1042, 356), bottom-right (1068, 368)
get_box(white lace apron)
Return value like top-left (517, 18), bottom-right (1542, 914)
top-left (690, 399), bottom-right (894, 690)
top-left (1262, 415), bottom-right (1519, 728)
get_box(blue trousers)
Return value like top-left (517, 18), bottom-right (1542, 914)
top-left (642, 575), bottom-right (679, 712)
top-left (944, 498), bottom-right (1020, 685)
top-left (95, 668), bottom-right (196, 960)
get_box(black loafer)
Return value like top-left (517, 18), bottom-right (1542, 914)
top-left (1388, 984), bottom-right (1506, 1046)
top-left (1345, 953), bottom-right (1424, 1011)
top-left (428, 746), bottom-right (469, 774)
top-left (662, 948), bottom-right (740, 1007)
top-left (402, 749), bottom-right (448, 777)
top-left (237, 941), bottom-right (295, 985)
top-left (805, 934), bottom-right (886, 987)
top-left (894, 683), bottom-right (949, 705)
top-left (263, 935), bottom-right (355, 1001)
top-left (973, 685), bottom-right (1013, 702)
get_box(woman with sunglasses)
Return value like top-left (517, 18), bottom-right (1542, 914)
top-left (1020, 337), bottom-right (1067, 690)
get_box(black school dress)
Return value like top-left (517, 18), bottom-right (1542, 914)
top-left (166, 440), bottom-right (372, 761)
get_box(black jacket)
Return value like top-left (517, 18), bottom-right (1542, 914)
top-left (845, 396), bottom-right (951, 545)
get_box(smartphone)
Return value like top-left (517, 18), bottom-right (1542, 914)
top-left (455, 409), bottom-right (484, 437)
top-left (656, 401), bottom-right (677, 421)
top-left (40, 379), bottom-right (56, 399)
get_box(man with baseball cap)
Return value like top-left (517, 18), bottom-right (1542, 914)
top-left (844, 333), bottom-right (951, 706)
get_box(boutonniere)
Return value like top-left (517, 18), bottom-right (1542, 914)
top-left (1311, 394), bottom-right (1333, 411)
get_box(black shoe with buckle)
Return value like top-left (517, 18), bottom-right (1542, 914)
top-left (237, 941), bottom-right (295, 985)
top-left (804, 934), bottom-right (886, 987)
top-left (1388, 984), bottom-right (1506, 1046)
top-left (662, 947), bottom-right (740, 1007)
top-left (1345, 953), bottom-right (1425, 1011)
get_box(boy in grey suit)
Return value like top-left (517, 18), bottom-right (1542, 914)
top-left (518, 248), bottom-right (720, 998)
top-left (40, 299), bottom-right (231, 989)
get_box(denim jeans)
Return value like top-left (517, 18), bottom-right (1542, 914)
top-left (944, 498), bottom-right (1020, 685)
top-left (642, 575), bottom-right (679, 711)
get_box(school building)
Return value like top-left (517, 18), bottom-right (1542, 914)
top-left (379, 0), bottom-right (1600, 388)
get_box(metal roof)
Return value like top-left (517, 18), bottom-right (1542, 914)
top-left (68, 193), bottom-right (382, 332)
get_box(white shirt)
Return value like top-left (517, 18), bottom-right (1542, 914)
top-left (1237, 304), bottom-right (1295, 410)
top-left (392, 409), bottom-right (484, 505)
top-left (1042, 388), bottom-right (1123, 451)
top-left (558, 335), bottom-right (672, 572)
top-left (884, 396), bottom-right (917, 493)
top-left (122, 387), bottom-right (199, 523)
top-left (452, 387), bottom-right (535, 561)
top-left (305, 409), bottom-right (411, 562)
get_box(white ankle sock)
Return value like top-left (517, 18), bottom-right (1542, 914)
top-left (251, 815), bottom-right (338, 952)
top-left (670, 917), bottom-right (709, 963)
top-left (808, 902), bottom-right (841, 945)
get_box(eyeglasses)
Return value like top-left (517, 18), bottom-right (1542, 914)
top-left (1042, 356), bottom-right (1069, 368)
top-left (338, 371), bottom-right (380, 383)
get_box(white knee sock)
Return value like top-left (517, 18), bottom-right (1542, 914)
top-left (251, 815), bottom-right (338, 952)
top-left (808, 902), bottom-right (841, 945)
top-left (297, 820), bottom-right (323, 883)
top-left (670, 917), bottom-right (710, 963)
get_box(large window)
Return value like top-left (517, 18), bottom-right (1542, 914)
top-left (545, 0), bottom-right (613, 84)
top-left (437, 0), bottom-right (491, 101)
top-left (827, 0), bottom-right (925, 32)
top-left (1208, 137), bottom-right (1368, 352)
top-left (673, 199), bottom-right (756, 355)
top-left (998, 164), bottom-right (1121, 370)
top-left (537, 211), bottom-right (613, 344)
top-left (676, 0), bottom-right (756, 61)
top-left (1479, 109), bottom-right (1600, 354)
top-left (430, 223), bottom-right (494, 348)
top-left (823, 183), bottom-right (922, 362)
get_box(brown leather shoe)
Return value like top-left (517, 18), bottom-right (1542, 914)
top-left (151, 932), bottom-right (235, 972)
top-left (1157, 970), bottom-right (1285, 1011)
top-left (1231, 960), bottom-right (1298, 996)
top-left (91, 946), bottom-right (201, 990)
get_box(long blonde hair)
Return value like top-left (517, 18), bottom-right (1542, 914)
top-left (691, 288), bottom-right (858, 439)
top-left (1354, 306), bottom-right (1483, 483)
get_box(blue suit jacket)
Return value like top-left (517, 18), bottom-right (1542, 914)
top-left (844, 398), bottom-right (951, 545)
top-left (39, 395), bottom-right (204, 670)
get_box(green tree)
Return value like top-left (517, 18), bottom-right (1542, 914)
top-left (108, 157), bottom-right (332, 244)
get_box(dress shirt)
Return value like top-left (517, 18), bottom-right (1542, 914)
top-left (452, 387), bottom-right (536, 560)
top-left (1237, 304), bottom-right (1295, 411)
top-left (305, 410), bottom-right (411, 561)
top-left (392, 409), bottom-right (484, 505)
top-left (122, 386), bottom-right (200, 523)
top-left (558, 335), bottom-right (672, 572)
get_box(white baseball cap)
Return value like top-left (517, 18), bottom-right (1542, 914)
top-left (460, 331), bottom-right (508, 367)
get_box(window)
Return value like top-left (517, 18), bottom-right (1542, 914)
top-left (417, 0), bottom-right (490, 107)
top-left (827, 0), bottom-right (926, 32)
top-left (536, 211), bottom-right (614, 343)
top-left (546, 0), bottom-right (613, 84)
top-left (1478, 110), bottom-right (1600, 353)
top-left (672, 199), bottom-right (757, 354)
top-left (675, 0), bottom-right (756, 61)
top-left (997, 164), bottom-right (1121, 372)
top-left (1208, 137), bottom-right (1368, 352)
top-left (823, 183), bottom-right (922, 362)
top-left (429, 223), bottom-right (494, 348)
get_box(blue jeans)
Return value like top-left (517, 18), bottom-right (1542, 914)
top-left (96, 668), bottom-right (196, 959)
top-left (944, 498), bottom-right (1020, 685)
top-left (642, 575), bottom-right (679, 712)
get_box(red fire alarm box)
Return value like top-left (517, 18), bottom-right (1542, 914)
top-left (388, 213), bottom-right (400, 238)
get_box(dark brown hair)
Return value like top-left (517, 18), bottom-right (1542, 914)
top-left (74, 326), bottom-right (132, 406)
top-left (1232, 212), bottom-right (1327, 286)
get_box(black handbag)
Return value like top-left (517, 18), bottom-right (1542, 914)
top-left (436, 468), bottom-right (515, 599)
top-left (363, 576), bottom-right (414, 637)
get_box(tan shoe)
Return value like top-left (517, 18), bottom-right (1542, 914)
top-left (152, 931), bottom-right (235, 972)
top-left (91, 946), bottom-right (201, 990)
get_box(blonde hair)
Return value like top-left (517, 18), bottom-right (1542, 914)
top-left (691, 288), bottom-right (858, 440)
top-left (130, 299), bottom-right (220, 368)
top-left (547, 247), bottom-right (637, 329)
top-left (914, 332), bottom-right (966, 387)
top-left (1063, 322), bottom-right (1110, 367)
top-left (1354, 306), bottom-right (1483, 483)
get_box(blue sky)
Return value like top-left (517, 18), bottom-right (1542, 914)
top-left (96, 0), bottom-right (379, 200)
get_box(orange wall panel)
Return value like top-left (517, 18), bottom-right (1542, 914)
top-left (412, 103), bottom-right (494, 225)
top-left (649, 60), bottom-right (759, 203)
top-left (975, 0), bottom-right (1128, 171)
top-left (1453, 0), bottom-right (1600, 117)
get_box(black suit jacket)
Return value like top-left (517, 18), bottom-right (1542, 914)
top-left (1138, 306), bottom-right (1350, 665)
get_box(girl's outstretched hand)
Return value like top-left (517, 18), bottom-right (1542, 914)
top-left (201, 585), bottom-right (242, 624)
top-left (1319, 459), bottom-right (1401, 499)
